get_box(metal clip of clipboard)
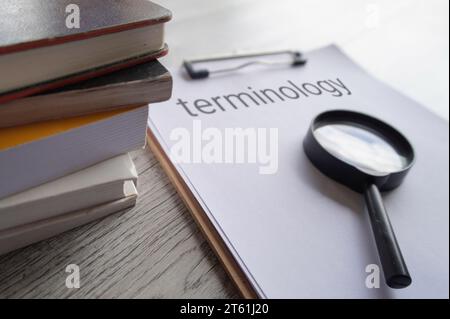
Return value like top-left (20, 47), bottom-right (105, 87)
top-left (183, 50), bottom-right (307, 80)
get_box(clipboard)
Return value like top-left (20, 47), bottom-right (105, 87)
top-left (146, 50), bottom-right (307, 298)
top-left (145, 45), bottom-right (449, 299)
top-left (182, 50), bottom-right (306, 80)
top-left (146, 127), bottom-right (258, 299)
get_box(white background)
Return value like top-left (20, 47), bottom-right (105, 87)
top-left (156, 0), bottom-right (449, 120)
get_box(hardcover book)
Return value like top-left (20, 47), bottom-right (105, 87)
top-left (0, 60), bottom-right (172, 128)
top-left (0, 0), bottom-right (171, 103)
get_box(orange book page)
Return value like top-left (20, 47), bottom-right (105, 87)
top-left (0, 107), bottom-right (138, 151)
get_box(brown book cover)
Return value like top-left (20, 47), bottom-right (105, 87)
top-left (0, 0), bottom-right (171, 104)
top-left (0, 60), bottom-right (173, 128)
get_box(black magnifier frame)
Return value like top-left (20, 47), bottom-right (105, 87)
top-left (303, 110), bottom-right (415, 289)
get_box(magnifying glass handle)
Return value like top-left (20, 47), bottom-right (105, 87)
top-left (364, 184), bottom-right (412, 289)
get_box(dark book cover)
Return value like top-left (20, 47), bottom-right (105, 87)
top-left (0, 0), bottom-right (171, 54)
top-left (0, 0), bottom-right (172, 104)
top-left (0, 60), bottom-right (173, 127)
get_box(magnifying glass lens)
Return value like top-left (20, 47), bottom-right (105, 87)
top-left (314, 123), bottom-right (409, 175)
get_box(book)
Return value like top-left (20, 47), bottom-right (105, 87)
top-left (0, 106), bottom-right (148, 199)
top-left (146, 45), bottom-right (449, 298)
top-left (0, 60), bottom-right (172, 128)
top-left (0, 153), bottom-right (137, 231)
top-left (0, 0), bottom-right (171, 104)
top-left (0, 181), bottom-right (138, 256)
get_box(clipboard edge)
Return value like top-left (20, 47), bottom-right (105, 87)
top-left (146, 127), bottom-right (258, 299)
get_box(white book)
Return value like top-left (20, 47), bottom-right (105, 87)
top-left (0, 106), bottom-right (148, 199)
top-left (0, 153), bottom-right (137, 231)
top-left (0, 181), bottom-right (137, 255)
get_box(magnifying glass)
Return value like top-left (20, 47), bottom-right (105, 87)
top-left (303, 110), bottom-right (415, 289)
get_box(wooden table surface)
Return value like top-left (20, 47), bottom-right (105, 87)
top-left (0, 0), bottom-right (448, 298)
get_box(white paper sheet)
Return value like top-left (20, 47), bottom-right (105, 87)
top-left (148, 45), bottom-right (449, 298)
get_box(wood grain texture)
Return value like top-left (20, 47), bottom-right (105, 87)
top-left (0, 0), bottom-right (447, 299)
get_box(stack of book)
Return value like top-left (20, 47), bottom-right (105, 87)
top-left (0, 1), bottom-right (172, 254)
